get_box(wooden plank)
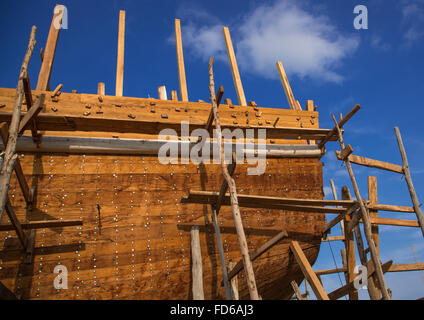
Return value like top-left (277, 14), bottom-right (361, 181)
top-left (115, 10), bottom-right (125, 97)
top-left (51, 83), bottom-right (63, 97)
top-left (328, 260), bottom-right (393, 300)
top-left (276, 61), bottom-right (299, 111)
top-left (395, 126), bottom-right (424, 238)
top-left (368, 217), bottom-right (419, 227)
top-left (18, 94), bottom-right (44, 134)
top-left (318, 104), bottom-right (360, 149)
top-left (36, 6), bottom-right (61, 91)
top-left (321, 235), bottom-right (345, 242)
top-left (190, 226), bottom-right (204, 300)
top-left (332, 114), bottom-right (391, 300)
top-left (175, 19), bottom-right (188, 102)
top-left (208, 57), bottom-right (258, 300)
top-left (336, 153), bottom-right (403, 174)
top-left (223, 27), bottom-right (247, 106)
top-left (0, 219), bottom-right (83, 231)
top-left (158, 86), bottom-right (167, 100)
top-left (388, 263), bottom-right (424, 272)
top-left (368, 204), bottom-right (415, 213)
top-left (290, 241), bottom-right (329, 300)
top-left (342, 187), bottom-right (358, 300)
top-left (97, 82), bottom-right (105, 96)
top-left (183, 191), bottom-right (349, 214)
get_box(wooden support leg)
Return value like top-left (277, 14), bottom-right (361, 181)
top-left (228, 260), bottom-right (239, 300)
top-left (394, 127), bottom-right (424, 238)
top-left (290, 241), bottom-right (329, 300)
top-left (290, 280), bottom-right (305, 300)
top-left (190, 226), bottom-right (204, 300)
top-left (211, 205), bottom-right (233, 300)
top-left (342, 209), bottom-right (358, 300)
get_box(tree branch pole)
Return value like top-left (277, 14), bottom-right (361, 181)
top-left (394, 127), bottom-right (424, 238)
top-left (331, 114), bottom-right (391, 300)
top-left (208, 57), bottom-right (259, 300)
top-left (0, 26), bottom-right (37, 217)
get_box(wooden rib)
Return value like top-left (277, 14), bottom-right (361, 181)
top-left (225, 230), bottom-right (288, 283)
top-left (223, 27), bottom-right (247, 106)
top-left (97, 82), bottom-right (105, 96)
top-left (290, 241), bottom-right (329, 300)
top-left (36, 6), bottom-right (60, 91)
top-left (276, 61), bottom-right (299, 111)
top-left (18, 94), bottom-right (44, 134)
top-left (328, 260), bottom-right (393, 300)
top-left (388, 263), bottom-right (424, 272)
top-left (336, 152), bottom-right (403, 174)
top-left (175, 19), bottom-right (188, 102)
top-left (115, 10), bottom-right (125, 97)
top-left (190, 226), bottom-right (204, 300)
top-left (171, 90), bottom-right (178, 101)
top-left (0, 219), bottom-right (83, 231)
top-left (318, 104), bottom-right (360, 149)
top-left (395, 126), bottom-right (424, 238)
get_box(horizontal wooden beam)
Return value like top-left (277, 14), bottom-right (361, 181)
top-left (369, 217), bottom-right (419, 228)
top-left (182, 190), bottom-right (352, 214)
top-left (368, 204), bottom-right (415, 213)
top-left (321, 235), bottom-right (345, 242)
top-left (388, 263), bottom-right (424, 272)
top-left (336, 152), bottom-right (403, 174)
top-left (315, 267), bottom-right (347, 276)
top-left (0, 219), bottom-right (83, 231)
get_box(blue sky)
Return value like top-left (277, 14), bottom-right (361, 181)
top-left (1, 0), bottom-right (424, 299)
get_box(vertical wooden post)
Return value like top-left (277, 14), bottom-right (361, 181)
top-left (208, 57), bottom-right (259, 300)
top-left (340, 248), bottom-right (349, 284)
top-left (394, 127), bottom-right (424, 238)
top-left (276, 61), bottom-right (300, 110)
top-left (368, 177), bottom-right (379, 256)
top-left (222, 27), bottom-right (247, 106)
top-left (341, 187), bottom-right (358, 300)
top-left (36, 5), bottom-right (61, 91)
top-left (158, 86), bottom-right (167, 100)
top-left (228, 260), bottom-right (239, 300)
top-left (171, 90), bottom-right (178, 101)
top-left (115, 10), bottom-right (125, 97)
top-left (211, 205), bottom-right (234, 300)
top-left (332, 115), bottom-right (391, 300)
top-left (97, 82), bottom-right (105, 96)
top-left (190, 226), bottom-right (204, 300)
top-left (343, 186), bottom-right (381, 300)
top-left (174, 19), bottom-right (189, 102)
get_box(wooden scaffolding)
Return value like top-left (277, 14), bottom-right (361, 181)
top-left (0, 4), bottom-right (423, 300)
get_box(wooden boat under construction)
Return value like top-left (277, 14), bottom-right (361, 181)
top-left (0, 6), bottom-right (349, 300)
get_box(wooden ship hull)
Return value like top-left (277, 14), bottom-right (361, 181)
top-left (0, 88), bottom-right (327, 300)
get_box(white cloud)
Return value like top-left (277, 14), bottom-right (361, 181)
top-left (401, 0), bottom-right (424, 44)
top-left (173, 0), bottom-right (359, 84)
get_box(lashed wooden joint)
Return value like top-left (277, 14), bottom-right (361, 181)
top-left (336, 144), bottom-right (353, 161)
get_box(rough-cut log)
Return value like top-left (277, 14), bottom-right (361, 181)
top-left (209, 57), bottom-right (259, 300)
top-left (0, 26), bottom-right (37, 221)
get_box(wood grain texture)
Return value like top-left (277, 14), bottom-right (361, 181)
top-left (0, 155), bottom-right (324, 300)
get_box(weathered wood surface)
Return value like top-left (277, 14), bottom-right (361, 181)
top-left (0, 155), bottom-right (325, 300)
